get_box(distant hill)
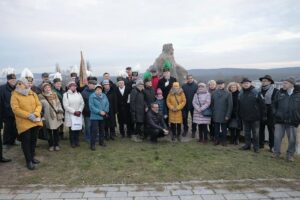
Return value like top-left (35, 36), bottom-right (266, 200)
top-left (187, 67), bottom-right (300, 82)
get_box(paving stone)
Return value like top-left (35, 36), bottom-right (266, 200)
top-left (128, 191), bottom-right (150, 197)
top-left (106, 191), bottom-right (127, 197)
top-left (156, 197), bottom-right (180, 200)
top-left (0, 193), bottom-right (15, 199)
top-left (135, 197), bottom-right (156, 200)
top-left (193, 188), bottom-right (215, 195)
top-left (201, 194), bottom-right (225, 200)
top-left (120, 186), bottom-right (138, 191)
top-left (287, 191), bottom-right (300, 197)
top-left (223, 193), bottom-right (248, 200)
top-left (148, 191), bottom-right (171, 197)
top-left (171, 190), bottom-right (193, 196)
top-left (83, 192), bottom-right (106, 198)
top-left (59, 192), bottom-right (83, 198)
top-left (38, 192), bottom-right (61, 199)
top-left (267, 191), bottom-right (290, 198)
top-left (14, 193), bottom-right (39, 199)
top-left (244, 192), bottom-right (269, 199)
top-left (179, 195), bottom-right (203, 200)
top-left (98, 186), bottom-right (119, 192)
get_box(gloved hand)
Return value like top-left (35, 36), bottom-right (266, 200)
top-left (28, 113), bottom-right (36, 121)
top-left (74, 111), bottom-right (81, 117)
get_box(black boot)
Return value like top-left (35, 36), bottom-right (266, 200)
top-left (26, 161), bottom-right (35, 170)
top-left (191, 131), bottom-right (196, 138)
top-left (0, 157), bottom-right (12, 163)
top-left (198, 131), bottom-right (203, 143)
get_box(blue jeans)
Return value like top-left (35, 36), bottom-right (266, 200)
top-left (243, 120), bottom-right (259, 150)
top-left (84, 117), bottom-right (91, 142)
top-left (274, 124), bottom-right (297, 157)
top-left (214, 123), bottom-right (227, 143)
top-left (90, 120), bottom-right (105, 146)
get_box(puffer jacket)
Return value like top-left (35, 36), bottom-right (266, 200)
top-left (63, 90), bottom-right (84, 127)
top-left (167, 89), bottom-right (186, 124)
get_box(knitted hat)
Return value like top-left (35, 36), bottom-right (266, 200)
top-left (17, 78), bottom-right (29, 87)
top-left (41, 82), bottom-right (51, 91)
top-left (136, 79), bottom-right (144, 86)
top-left (95, 84), bottom-right (103, 90)
top-left (67, 81), bottom-right (77, 88)
top-left (102, 79), bottom-right (110, 85)
top-left (240, 77), bottom-right (251, 84)
top-left (283, 77), bottom-right (296, 85)
top-left (143, 71), bottom-right (152, 82)
top-left (163, 60), bottom-right (172, 72)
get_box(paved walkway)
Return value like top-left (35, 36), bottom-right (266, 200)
top-left (0, 179), bottom-right (299, 200)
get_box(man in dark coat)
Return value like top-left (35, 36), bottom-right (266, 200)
top-left (0, 73), bottom-right (18, 146)
top-left (103, 80), bottom-right (118, 140)
top-left (145, 102), bottom-right (168, 143)
top-left (158, 65), bottom-right (177, 126)
top-left (143, 76), bottom-right (156, 109)
top-left (272, 77), bottom-right (299, 162)
top-left (211, 80), bottom-right (233, 146)
top-left (81, 77), bottom-right (97, 141)
top-left (182, 75), bottom-right (198, 137)
top-left (130, 79), bottom-right (146, 141)
top-left (258, 75), bottom-right (278, 152)
top-left (239, 78), bottom-right (265, 153)
top-left (116, 77), bottom-right (132, 138)
top-left (0, 101), bottom-right (11, 163)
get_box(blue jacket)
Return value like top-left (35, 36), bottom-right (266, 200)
top-left (89, 92), bottom-right (109, 120)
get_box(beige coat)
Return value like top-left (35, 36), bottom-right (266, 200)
top-left (39, 93), bottom-right (64, 130)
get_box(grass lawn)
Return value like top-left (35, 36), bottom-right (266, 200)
top-left (1, 134), bottom-right (300, 186)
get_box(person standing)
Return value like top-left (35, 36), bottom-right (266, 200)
top-left (211, 80), bottom-right (233, 146)
top-left (52, 77), bottom-right (65, 140)
top-left (207, 80), bottom-right (217, 141)
top-left (116, 77), bottom-right (132, 138)
top-left (81, 77), bottom-right (97, 142)
top-left (11, 78), bottom-right (43, 170)
top-left (89, 84), bottom-right (109, 150)
top-left (239, 78), bottom-right (265, 153)
top-left (150, 68), bottom-right (160, 93)
top-left (39, 83), bottom-right (64, 151)
top-left (130, 79), bottom-right (146, 142)
top-left (143, 72), bottom-right (156, 109)
top-left (182, 75), bottom-right (198, 137)
top-left (0, 71), bottom-right (18, 147)
top-left (63, 81), bottom-right (84, 148)
top-left (272, 77), bottom-right (299, 162)
top-left (167, 82), bottom-right (186, 142)
top-left (192, 83), bottom-right (211, 143)
top-left (227, 82), bottom-right (242, 145)
top-left (0, 101), bottom-right (11, 163)
top-left (258, 75), bottom-right (278, 152)
top-left (103, 80), bottom-right (118, 140)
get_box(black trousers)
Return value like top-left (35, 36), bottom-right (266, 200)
top-left (3, 118), bottom-right (18, 145)
top-left (259, 120), bottom-right (275, 149)
top-left (0, 129), bottom-right (3, 159)
top-left (20, 127), bottom-right (38, 163)
top-left (133, 122), bottom-right (144, 137)
top-left (48, 129), bottom-right (59, 147)
top-left (104, 119), bottom-right (116, 138)
top-left (198, 124), bottom-right (209, 141)
top-left (90, 120), bottom-right (105, 146)
top-left (209, 121), bottom-right (215, 140)
top-left (183, 108), bottom-right (197, 132)
top-left (145, 128), bottom-right (165, 142)
top-left (170, 123), bottom-right (181, 137)
top-left (68, 128), bottom-right (80, 146)
top-left (229, 128), bottom-right (240, 144)
top-left (214, 123), bottom-right (227, 143)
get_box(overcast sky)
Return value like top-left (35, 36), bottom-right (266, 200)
top-left (0, 0), bottom-right (300, 75)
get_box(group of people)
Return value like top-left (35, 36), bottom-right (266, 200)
top-left (0, 62), bottom-right (299, 170)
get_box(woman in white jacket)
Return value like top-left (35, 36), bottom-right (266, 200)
top-left (63, 81), bottom-right (84, 148)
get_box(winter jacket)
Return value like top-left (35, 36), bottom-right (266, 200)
top-left (273, 85), bottom-right (300, 126)
top-left (151, 76), bottom-right (160, 93)
top-left (11, 90), bottom-right (43, 134)
top-left (39, 93), bottom-right (64, 130)
top-left (89, 92), bottom-right (109, 120)
top-left (192, 91), bottom-right (211, 124)
top-left (81, 87), bottom-right (94, 117)
top-left (158, 76), bottom-right (177, 99)
top-left (211, 89), bottom-right (233, 123)
top-left (238, 86), bottom-right (265, 122)
top-left (156, 98), bottom-right (167, 117)
top-left (145, 109), bottom-right (167, 130)
top-left (0, 83), bottom-right (15, 120)
top-left (63, 90), bottom-right (84, 127)
top-left (144, 86), bottom-right (156, 108)
top-left (182, 81), bottom-right (198, 110)
top-left (130, 87), bottom-right (146, 123)
top-left (116, 86), bottom-right (131, 124)
top-left (167, 89), bottom-right (186, 124)
top-left (104, 88), bottom-right (118, 126)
